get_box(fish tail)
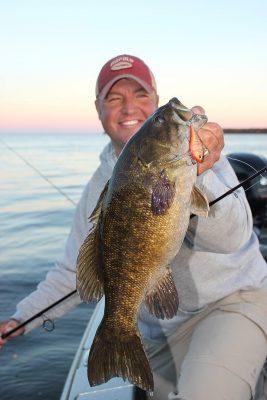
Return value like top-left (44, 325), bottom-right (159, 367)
top-left (88, 323), bottom-right (154, 392)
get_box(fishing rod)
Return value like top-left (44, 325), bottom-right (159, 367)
top-left (1, 291), bottom-right (77, 339)
top-left (201, 165), bottom-right (266, 209)
top-left (0, 137), bottom-right (77, 207)
top-left (2, 164), bottom-right (266, 340)
top-left (0, 137), bottom-right (78, 339)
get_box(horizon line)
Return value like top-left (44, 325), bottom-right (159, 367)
top-left (0, 128), bottom-right (267, 135)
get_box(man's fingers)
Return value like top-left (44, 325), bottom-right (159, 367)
top-left (190, 106), bottom-right (224, 174)
top-left (0, 338), bottom-right (7, 348)
top-left (199, 122), bottom-right (225, 150)
top-left (191, 105), bottom-right (206, 115)
top-left (6, 320), bottom-right (25, 338)
top-left (0, 321), bottom-right (14, 348)
top-left (196, 122), bottom-right (224, 175)
top-left (0, 319), bottom-right (24, 348)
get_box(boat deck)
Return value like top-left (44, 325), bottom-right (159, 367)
top-left (60, 299), bottom-right (136, 400)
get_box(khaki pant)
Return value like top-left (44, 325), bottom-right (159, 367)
top-left (144, 287), bottom-right (267, 400)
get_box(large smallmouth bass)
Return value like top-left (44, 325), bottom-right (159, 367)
top-left (76, 98), bottom-right (209, 392)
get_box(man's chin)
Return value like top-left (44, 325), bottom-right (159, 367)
top-left (120, 132), bottom-right (137, 149)
top-left (121, 124), bottom-right (142, 138)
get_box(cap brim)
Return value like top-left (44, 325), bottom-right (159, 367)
top-left (97, 74), bottom-right (154, 100)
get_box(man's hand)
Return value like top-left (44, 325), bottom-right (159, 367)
top-left (0, 319), bottom-right (25, 349)
top-left (191, 106), bottom-right (224, 175)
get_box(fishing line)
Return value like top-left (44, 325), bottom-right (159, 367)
top-left (2, 164), bottom-right (266, 340)
top-left (0, 137), bottom-right (77, 207)
top-left (242, 180), bottom-right (264, 193)
top-left (226, 156), bottom-right (260, 174)
top-left (226, 155), bottom-right (267, 193)
top-left (209, 166), bottom-right (266, 207)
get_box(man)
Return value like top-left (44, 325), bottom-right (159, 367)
top-left (1, 54), bottom-right (267, 400)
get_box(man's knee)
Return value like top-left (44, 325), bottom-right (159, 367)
top-left (176, 363), bottom-right (251, 400)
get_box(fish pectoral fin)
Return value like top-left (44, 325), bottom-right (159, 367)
top-left (151, 171), bottom-right (175, 215)
top-left (190, 185), bottom-right (209, 217)
top-left (89, 180), bottom-right (109, 226)
top-left (76, 222), bottom-right (104, 302)
top-left (144, 266), bottom-right (179, 319)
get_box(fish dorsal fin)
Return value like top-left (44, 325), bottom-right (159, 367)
top-left (190, 185), bottom-right (209, 217)
top-left (76, 182), bottom-right (109, 302)
top-left (144, 266), bottom-right (179, 319)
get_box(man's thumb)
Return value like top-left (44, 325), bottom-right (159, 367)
top-left (191, 105), bottom-right (205, 115)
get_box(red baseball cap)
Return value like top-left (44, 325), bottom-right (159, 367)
top-left (95, 54), bottom-right (157, 100)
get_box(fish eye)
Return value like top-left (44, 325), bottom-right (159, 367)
top-left (154, 115), bottom-right (165, 125)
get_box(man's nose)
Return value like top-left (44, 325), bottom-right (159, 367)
top-left (121, 98), bottom-right (136, 114)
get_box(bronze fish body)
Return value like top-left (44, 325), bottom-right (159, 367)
top-left (76, 98), bottom-right (209, 392)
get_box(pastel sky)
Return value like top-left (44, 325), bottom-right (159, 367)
top-left (1, 0), bottom-right (266, 133)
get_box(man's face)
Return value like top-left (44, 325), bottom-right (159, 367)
top-left (95, 78), bottom-right (159, 155)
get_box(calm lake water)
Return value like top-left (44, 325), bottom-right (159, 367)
top-left (0, 133), bottom-right (266, 400)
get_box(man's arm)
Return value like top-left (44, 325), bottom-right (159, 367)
top-left (186, 111), bottom-right (252, 253)
top-left (7, 187), bottom-right (89, 334)
top-left (0, 211), bottom-right (83, 346)
top-left (0, 166), bottom-right (109, 343)
top-left (187, 155), bottom-right (253, 253)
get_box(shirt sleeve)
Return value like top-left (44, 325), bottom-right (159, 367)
top-left (11, 168), bottom-right (107, 333)
top-left (185, 155), bottom-right (254, 253)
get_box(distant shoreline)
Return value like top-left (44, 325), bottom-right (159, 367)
top-left (224, 129), bottom-right (267, 133)
top-left (0, 129), bottom-right (267, 135)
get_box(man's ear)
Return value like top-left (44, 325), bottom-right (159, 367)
top-left (95, 99), bottom-right (101, 119)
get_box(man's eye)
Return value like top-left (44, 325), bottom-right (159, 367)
top-left (107, 97), bottom-right (121, 103)
top-left (137, 93), bottom-right (149, 98)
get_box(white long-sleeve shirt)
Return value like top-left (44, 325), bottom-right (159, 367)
top-left (12, 142), bottom-right (267, 338)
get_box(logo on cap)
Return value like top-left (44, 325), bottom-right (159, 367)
top-left (110, 56), bottom-right (134, 71)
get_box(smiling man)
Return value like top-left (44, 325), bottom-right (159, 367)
top-left (95, 55), bottom-right (159, 155)
top-left (96, 78), bottom-right (158, 155)
top-left (1, 55), bottom-right (267, 400)
top-left (95, 55), bottom-right (223, 173)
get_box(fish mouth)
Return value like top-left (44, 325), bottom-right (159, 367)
top-left (188, 114), bottom-right (208, 164)
top-left (168, 98), bottom-right (192, 122)
top-left (155, 98), bottom-right (206, 165)
top-left (168, 99), bottom-right (207, 164)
